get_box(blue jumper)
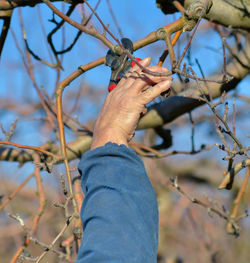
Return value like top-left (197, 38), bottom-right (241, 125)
top-left (76, 142), bottom-right (158, 263)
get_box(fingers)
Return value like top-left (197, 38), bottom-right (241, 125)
top-left (131, 57), bottom-right (151, 72)
top-left (139, 79), bottom-right (172, 104)
top-left (131, 66), bottom-right (171, 94)
top-left (117, 57), bottom-right (151, 87)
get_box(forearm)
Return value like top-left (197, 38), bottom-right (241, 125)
top-left (76, 143), bottom-right (158, 263)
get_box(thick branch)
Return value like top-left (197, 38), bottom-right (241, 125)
top-left (0, 0), bottom-right (80, 10)
top-left (202, 0), bottom-right (250, 31)
top-left (0, 134), bottom-right (92, 163)
top-left (0, 10), bottom-right (12, 58)
top-left (0, 0), bottom-right (250, 31)
top-left (157, 0), bottom-right (250, 31)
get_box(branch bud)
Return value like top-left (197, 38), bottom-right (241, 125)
top-left (156, 28), bottom-right (167, 40)
top-left (113, 45), bottom-right (123, 55)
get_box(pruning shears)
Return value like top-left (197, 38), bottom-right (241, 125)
top-left (106, 38), bottom-right (141, 92)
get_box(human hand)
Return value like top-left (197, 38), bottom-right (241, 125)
top-left (91, 57), bottom-right (172, 150)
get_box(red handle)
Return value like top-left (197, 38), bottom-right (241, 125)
top-left (108, 83), bottom-right (117, 92)
top-left (108, 58), bottom-right (142, 93)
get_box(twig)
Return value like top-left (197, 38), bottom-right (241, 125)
top-left (32, 154), bottom-right (46, 235)
top-left (106, 0), bottom-right (123, 38)
top-left (173, 0), bottom-right (186, 16)
top-left (0, 141), bottom-right (58, 159)
top-left (226, 167), bottom-right (250, 235)
top-left (73, 176), bottom-right (83, 249)
top-left (73, 176), bottom-right (84, 214)
top-left (41, 87), bottom-right (91, 133)
top-left (165, 32), bottom-right (176, 68)
top-left (158, 30), bottom-right (182, 66)
top-left (189, 64), bottom-right (243, 150)
top-left (223, 101), bottom-right (229, 122)
top-left (170, 177), bottom-right (228, 221)
top-left (130, 142), bottom-right (208, 158)
top-left (37, 5), bottom-right (54, 63)
top-left (189, 112), bottom-right (195, 152)
top-left (218, 159), bottom-right (250, 189)
top-left (19, 6), bottom-right (58, 68)
top-left (0, 173), bottom-right (34, 211)
top-left (47, 3), bottom-right (75, 61)
top-left (42, 0), bottom-right (114, 50)
top-left (194, 58), bottom-right (214, 102)
top-left (60, 235), bottom-right (74, 261)
top-left (232, 97), bottom-right (237, 151)
top-left (30, 237), bottom-right (67, 259)
top-left (214, 25), bottom-right (250, 70)
top-left (222, 37), bottom-right (228, 81)
top-left (10, 156), bottom-right (46, 262)
top-left (13, 12), bottom-right (57, 131)
top-left (23, 34), bottom-right (58, 68)
top-left (83, 0), bottom-right (188, 77)
top-left (35, 216), bottom-right (73, 263)
top-left (170, 176), bottom-right (242, 236)
top-left (0, 117), bottom-right (18, 141)
top-left (209, 105), bottom-right (244, 150)
top-left (174, 68), bottom-right (228, 83)
top-left (231, 167), bottom-right (249, 219)
top-left (176, 17), bottom-right (202, 68)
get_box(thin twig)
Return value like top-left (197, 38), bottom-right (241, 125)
top-left (0, 173), bottom-right (34, 211)
top-left (218, 159), bottom-right (250, 190)
top-left (30, 237), bottom-right (67, 259)
top-left (170, 176), bottom-right (242, 236)
top-left (189, 112), bottom-right (195, 152)
top-left (173, 0), bottom-right (186, 16)
top-left (106, 0), bottom-right (123, 38)
top-left (222, 37), bottom-right (228, 81)
top-left (176, 17), bottom-right (202, 68)
top-left (231, 167), bottom-right (250, 219)
top-left (130, 142), bottom-right (208, 158)
top-left (35, 216), bottom-right (73, 263)
top-left (43, 0), bottom-right (114, 50)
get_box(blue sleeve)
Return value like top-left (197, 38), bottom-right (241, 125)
top-left (76, 142), bottom-right (158, 263)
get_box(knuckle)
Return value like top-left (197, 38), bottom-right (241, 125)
top-left (143, 89), bottom-right (153, 100)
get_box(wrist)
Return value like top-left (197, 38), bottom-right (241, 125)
top-left (91, 127), bottom-right (128, 150)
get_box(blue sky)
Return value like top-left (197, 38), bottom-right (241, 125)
top-left (0, 0), bottom-right (228, 93)
top-left (0, 0), bottom-right (249, 182)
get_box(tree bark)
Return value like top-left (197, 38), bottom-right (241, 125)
top-left (156, 0), bottom-right (250, 31)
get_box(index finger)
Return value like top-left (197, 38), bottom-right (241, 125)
top-left (127, 65), bottom-right (171, 94)
top-left (117, 57), bottom-right (151, 88)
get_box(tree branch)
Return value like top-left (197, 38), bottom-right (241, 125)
top-left (157, 0), bottom-right (250, 31)
top-left (137, 37), bottom-right (250, 129)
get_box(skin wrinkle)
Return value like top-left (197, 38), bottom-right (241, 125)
top-left (90, 57), bottom-right (172, 150)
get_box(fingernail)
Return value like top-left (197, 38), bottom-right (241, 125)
top-left (141, 57), bottom-right (151, 64)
